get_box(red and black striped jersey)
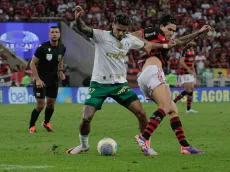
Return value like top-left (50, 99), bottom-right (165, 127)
top-left (208, 58), bottom-right (219, 68)
top-left (219, 58), bottom-right (228, 68)
top-left (137, 27), bottom-right (169, 70)
top-left (169, 58), bottom-right (179, 70)
top-left (180, 48), bottom-right (195, 74)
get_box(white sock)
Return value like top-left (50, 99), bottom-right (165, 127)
top-left (79, 134), bottom-right (89, 148)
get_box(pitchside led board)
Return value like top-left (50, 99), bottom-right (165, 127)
top-left (0, 22), bottom-right (58, 60)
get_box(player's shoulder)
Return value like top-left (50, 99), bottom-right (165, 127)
top-left (93, 29), bottom-right (109, 34)
top-left (143, 27), bottom-right (162, 34)
top-left (59, 43), bottom-right (66, 49)
top-left (40, 41), bottom-right (50, 47)
top-left (37, 41), bottom-right (49, 49)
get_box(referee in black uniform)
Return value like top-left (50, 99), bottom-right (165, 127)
top-left (29, 26), bottom-right (66, 133)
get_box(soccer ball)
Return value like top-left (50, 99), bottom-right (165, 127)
top-left (97, 138), bottom-right (118, 156)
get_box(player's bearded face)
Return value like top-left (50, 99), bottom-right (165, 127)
top-left (160, 24), bottom-right (176, 41)
top-left (112, 24), bottom-right (128, 41)
top-left (49, 29), bottom-right (60, 42)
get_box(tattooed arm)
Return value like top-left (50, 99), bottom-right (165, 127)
top-left (74, 6), bottom-right (93, 38)
top-left (174, 25), bottom-right (211, 47)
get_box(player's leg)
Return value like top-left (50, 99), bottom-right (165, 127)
top-left (29, 84), bottom-right (46, 133)
top-left (126, 99), bottom-right (159, 155)
top-left (135, 66), bottom-right (172, 155)
top-left (169, 101), bottom-right (203, 154)
top-left (174, 75), bottom-right (188, 103)
top-left (110, 84), bottom-right (158, 156)
top-left (185, 80), bottom-right (197, 113)
top-left (42, 86), bottom-right (58, 132)
top-left (67, 82), bottom-right (107, 154)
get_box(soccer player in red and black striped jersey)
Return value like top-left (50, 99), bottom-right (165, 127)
top-left (168, 56), bottom-right (179, 74)
top-left (132, 14), bottom-right (211, 155)
top-left (174, 41), bottom-right (198, 113)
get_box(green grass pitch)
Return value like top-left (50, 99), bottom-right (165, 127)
top-left (0, 103), bottom-right (229, 172)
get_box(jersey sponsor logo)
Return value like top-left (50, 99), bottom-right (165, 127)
top-left (145, 32), bottom-right (156, 37)
top-left (106, 52), bottom-right (126, 59)
top-left (46, 54), bottom-right (53, 61)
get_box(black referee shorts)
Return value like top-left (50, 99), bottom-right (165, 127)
top-left (33, 82), bottom-right (58, 99)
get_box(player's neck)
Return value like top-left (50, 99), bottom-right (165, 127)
top-left (50, 40), bottom-right (58, 46)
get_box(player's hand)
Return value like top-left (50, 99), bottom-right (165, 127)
top-left (143, 42), bottom-right (152, 55)
top-left (59, 71), bottom-right (66, 80)
top-left (74, 6), bottom-right (84, 20)
top-left (199, 25), bottom-right (212, 33)
top-left (36, 79), bottom-right (45, 88)
top-left (168, 39), bottom-right (177, 48)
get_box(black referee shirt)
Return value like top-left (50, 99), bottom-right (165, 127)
top-left (34, 41), bottom-right (66, 86)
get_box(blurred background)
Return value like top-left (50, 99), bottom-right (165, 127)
top-left (0, 0), bottom-right (229, 103)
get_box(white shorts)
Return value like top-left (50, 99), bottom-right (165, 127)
top-left (180, 74), bottom-right (196, 84)
top-left (138, 65), bottom-right (167, 98)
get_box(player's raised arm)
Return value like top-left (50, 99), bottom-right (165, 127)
top-left (74, 6), bottom-right (93, 38)
top-left (174, 25), bottom-right (211, 47)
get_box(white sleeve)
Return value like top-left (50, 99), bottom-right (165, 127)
top-left (130, 35), bottom-right (145, 50)
top-left (92, 29), bottom-right (105, 43)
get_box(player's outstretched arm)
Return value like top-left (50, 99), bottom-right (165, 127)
top-left (132, 30), bottom-right (174, 50)
top-left (74, 6), bottom-right (93, 38)
top-left (175, 25), bottom-right (211, 47)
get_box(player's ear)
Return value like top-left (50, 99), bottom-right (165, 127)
top-left (159, 24), bottom-right (164, 29)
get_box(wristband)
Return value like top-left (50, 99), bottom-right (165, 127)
top-left (163, 44), bottom-right (169, 49)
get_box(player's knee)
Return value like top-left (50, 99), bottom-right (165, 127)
top-left (158, 104), bottom-right (171, 114)
top-left (47, 103), bottom-right (55, 109)
top-left (36, 102), bottom-right (45, 111)
top-left (135, 108), bottom-right (147, 121)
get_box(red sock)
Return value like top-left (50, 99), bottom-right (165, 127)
top-left (170, 116), bottom-right (190, 147)
top-left (142, 108), bottom-right (166, 140)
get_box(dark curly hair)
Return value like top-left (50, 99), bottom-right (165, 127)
top-left (114, 13), bottom-right (132, 26)
top-left (159, 14), bottom-right (176, 26)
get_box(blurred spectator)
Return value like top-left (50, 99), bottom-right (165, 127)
top-left (195, 52), bottom-right (207, 74)
top-left (167, 56), bottom-right (179, 74)
top-left (0, 57), bottom-right (11, 76)
top-left (218, 53), bottom-right (229, 69)
top-left (208, 53), bottom-right (219, 68)
top-left (11, 80), bottom-right (19, 87)
top-left (21, 72), bottom-right (32, 87)
top-left (82, 76), bottom-right (91, 87)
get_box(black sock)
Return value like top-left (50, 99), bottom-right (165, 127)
top-left (187, 92), bottom-right (193, 110)
top-left (29, 109), bottom-right (41, 128)
top-left (44, 107), bottom-right (54, 124)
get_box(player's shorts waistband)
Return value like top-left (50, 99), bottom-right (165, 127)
top-left (142, 65), bottom-right (162, 72)
top-left (90, 81), bottom-right (128, 87)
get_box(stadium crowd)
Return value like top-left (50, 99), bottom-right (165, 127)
top-left (0, 0), bottom-right (230, 86)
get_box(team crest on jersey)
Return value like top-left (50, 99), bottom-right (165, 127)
top-left (46, 54), bottom-right (52, 61)
top-left (118, 42), bottom-right (123, 49)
